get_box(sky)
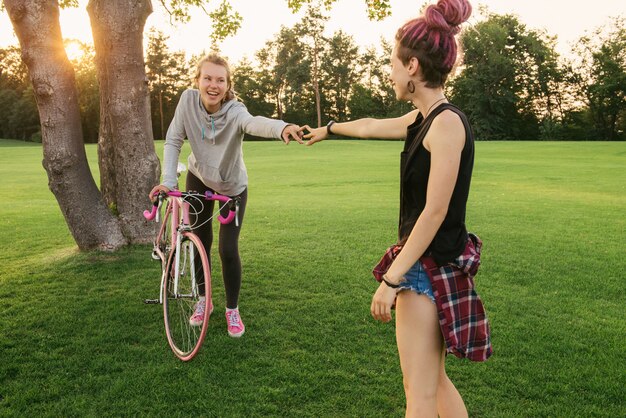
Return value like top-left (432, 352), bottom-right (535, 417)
top-left (1, 0), bottom-right (625, 64)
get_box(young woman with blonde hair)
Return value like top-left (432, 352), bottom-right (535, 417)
top-left (150, 54), bottom-right (303, 338)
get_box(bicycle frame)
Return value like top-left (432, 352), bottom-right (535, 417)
top-left (144, 190), bottom-right (238, 304)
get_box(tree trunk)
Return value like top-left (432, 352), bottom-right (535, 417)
top-left (87, 0), bottom-right (160, 243)
top-left (158, 84), bottom-right (165, 140)
top-left (608, 113), bottom-right (616, 141)
top-left (312, 50), bottom-right (322, 128)
top-left (277, 87), bottom-right (283, 120)
top-left (4, 0), bottom-right (127, 251)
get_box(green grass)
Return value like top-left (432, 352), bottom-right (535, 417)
top-left (0, 138), bottom-right (624, 417)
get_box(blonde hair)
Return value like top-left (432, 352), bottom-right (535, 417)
top-left (193, 53), bottom-right (236, 102)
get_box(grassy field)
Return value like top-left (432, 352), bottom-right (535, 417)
top-left (0, 138), bottom-right (624, 417)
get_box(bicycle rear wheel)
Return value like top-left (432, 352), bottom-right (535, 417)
top-left (163, 232), bottom-right (211, 361)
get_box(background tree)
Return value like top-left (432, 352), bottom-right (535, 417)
top-left (347, 46), bottom-right (386, 120)
top-left (206, 0), bottom-right (242, 45)
top-left (232, 57), bottom-right (275, 120)
top-left (348, 40), bottom-right (412, 120)
top-left (70, 40), bottom-right (100, 143)
top-left (0, 88), bottom-right (20, 138)
top-left (286, 0), bottom-right (391, 21)
top-left (571, 17), bottom-right (626, 141)
top-left (449, 11), bottom-right (564, 140)
top-left (0, 45), bottom-right (36, 139)
top-left (320, 30), bottom-right (359, 122)
top-left (520, 31), bottom-right (567, 140)
top-left (298, 2), bottom-right (328, 127)
top-left (538, 58), bottom-right (592, 141)
top-left (255, 26), bottom-right (313, 125)
top-left (374, 39), bottom-right (413, 118)
top-left (8, 87), bottom-right (39, 140)
top-left (0, 45), bottom-right (28, 91)
top-left (250, 47), bottom-right (284, 119)
top-left (146, 28), bottom-right (190, 140)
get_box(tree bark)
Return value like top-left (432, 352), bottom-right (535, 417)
top-left (87, 0), bottom-right (160, 243)
top-left (312, 45), bottom-right (322, 128)
top-left (158, 83), bottom-right (165, 140)
top-left (276, 87), bottom-right (283, 120)
top-left (4, 0), bottom-right (127, 251)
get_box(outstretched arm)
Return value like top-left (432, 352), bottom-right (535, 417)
top-left (303, 109), bottom-right (419, 145)
top-left (236, 105), bottom-right (304, 144)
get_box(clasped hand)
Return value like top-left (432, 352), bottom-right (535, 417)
top-left (301, 125), bottom-right (327, 146)
top-left (281, 124), bottom-right (306, 144)
top-left (282, 124), bottom-right (328, 146)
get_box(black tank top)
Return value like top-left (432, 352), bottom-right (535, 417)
top-left (398, 103), bottom-right (475, 265)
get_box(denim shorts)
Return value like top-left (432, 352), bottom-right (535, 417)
top-left (397, 260), bottom-right (436, 304)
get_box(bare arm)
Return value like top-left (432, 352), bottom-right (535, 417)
top-left (303, 109), bottom-right (419, 145)
top-left (370, 110), bottom-right (466, 322)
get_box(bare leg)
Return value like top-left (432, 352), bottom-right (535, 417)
top-left (437, 348), bottom-right (468, 418)
top-left (395, 291), bottom-right (443, 418)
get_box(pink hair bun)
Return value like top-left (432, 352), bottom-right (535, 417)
top-left (425, 0), bottom-right (472, 35)
top-left (395, 0), bottom-right (473, 86)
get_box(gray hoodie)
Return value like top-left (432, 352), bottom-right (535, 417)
top-left (162, 89), bottom-right (288, 195)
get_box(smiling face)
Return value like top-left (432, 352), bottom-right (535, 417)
top-left (389, 43), bottom-right (411, 101)
top-left (197, 61), bottom-right (229, 113)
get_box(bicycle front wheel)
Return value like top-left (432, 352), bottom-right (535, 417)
top-left (163, 232), bottom-right (211, 361)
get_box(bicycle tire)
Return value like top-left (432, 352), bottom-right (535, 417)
top-left (163, 232), bottom-right (211, 361)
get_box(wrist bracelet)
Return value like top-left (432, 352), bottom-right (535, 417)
top-left (382, 274), bottom-right (400, 288)
top-left (326, 120), bottom-right (336, 135)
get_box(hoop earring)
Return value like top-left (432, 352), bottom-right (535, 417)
top-left (407, 80), bottom-right (415, 94)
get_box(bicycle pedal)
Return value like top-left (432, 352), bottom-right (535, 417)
top-left (143, 299), bottom-right (160, 304)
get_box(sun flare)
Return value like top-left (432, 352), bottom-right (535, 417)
top-left (63, 39), bottom-right (85, 61)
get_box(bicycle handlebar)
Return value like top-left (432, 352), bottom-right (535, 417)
top-left (143, 191), bottom-right (238, 225)
top-left (143, 194), bottom-right (166, 221)
top-left (204, 191), bottom-right (238, 224)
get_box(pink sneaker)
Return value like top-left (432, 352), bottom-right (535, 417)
top-left (189, 299), bottom-right (214, 327)
top-left (226, 308), bottom-right (245, 337)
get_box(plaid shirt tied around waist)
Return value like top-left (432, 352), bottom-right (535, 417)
top-left (372, 233), bottom-right (493, 362)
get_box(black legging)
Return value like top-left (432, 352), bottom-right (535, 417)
top-left (186, 172), bottom-right (247, 309)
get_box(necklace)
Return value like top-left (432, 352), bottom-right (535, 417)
top-left (425, 97), bottom-right (447, 117)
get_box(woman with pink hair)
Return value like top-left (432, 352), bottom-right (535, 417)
top-left (305, 1), bottom-right (491, 416)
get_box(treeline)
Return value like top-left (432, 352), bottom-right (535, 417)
top-left (1, 12), bottom-right (624, 142)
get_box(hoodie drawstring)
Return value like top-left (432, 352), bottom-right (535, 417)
top-left (202, 116), bottom-right (216, 144)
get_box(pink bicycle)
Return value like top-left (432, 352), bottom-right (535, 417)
top-left (144, 184), bottom-right (238, 361)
